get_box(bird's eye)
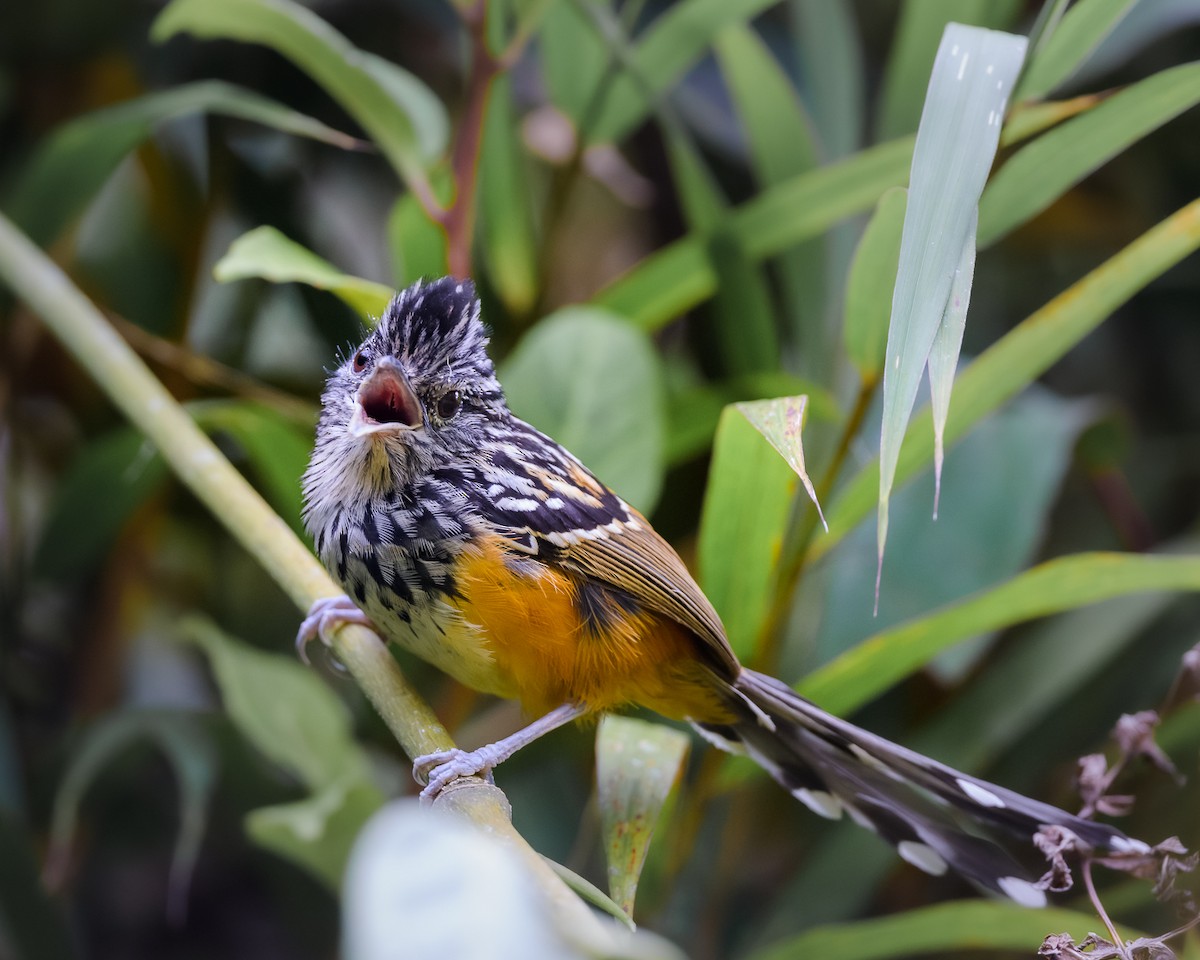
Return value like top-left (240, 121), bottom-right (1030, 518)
top-left (436, 390), bottom-right (462, 420)
top-left (351, 348), bottom-right (372, 374)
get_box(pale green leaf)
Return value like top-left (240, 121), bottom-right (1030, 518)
top-left (843, 187), bottom-right (906, 383)
top-left (1017, 0), bottom-right (1139, 101)
top-left (214, 226), bottom-right (394, 318)
top-left (736, 397), bottom-right (825, 530)
top-left (540, 857), bottom-right (635, 931)
top-left (595, 716), bottom-right (689, 917)
top-left (790, 0), bottom-right (865, 160)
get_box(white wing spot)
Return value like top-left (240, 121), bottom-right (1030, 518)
top-left (497, 497), bottom-right (538, 512)
top-left (545, 497), bottom-right (565, 509)
top-left (792, 788), bottom-right (843, 820)
top-left (957, 778), bottom-right (1006, 808)
top-left (898, 841), bottom-right (948, 876)
top-left (999, 876), bottom-right (1047, 908)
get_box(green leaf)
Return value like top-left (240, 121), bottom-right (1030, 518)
top-left (246, 779), bottom-right (383, 889)
top-left (815, 198), bottom-right (1200, 563)
top-left (152, 0), bottom-right (445, 196)
top-left (181, 617), bottom-right (371, 790)
top-left (802, 552), bottom-right (1200, 718)
top-left (748, 900), bottom-right (1140, 960)
top-left (1017, 0), bottom-right (1139, 102)
top-left (790, 0), bottom-right (865, 160)
top-left (736, 397), bottom-right (825, 530)
top-left (595, 716), bottom-right (689, 918)
top-left (538, 1), bottom-right (610, 125)
top-left (479, 76), bottom-right (539, 316)
top-left (3, 80), bottom-right (361, 246)
top-left (876, 0), bottom-right (1023, 140)
top-left (698, 407), bottom-right (796, 660)
top-left (388, 173), bottom-right (451, 286)
top-left (499, 307), bottom-right (666, 513)
top-left (46, 710), bottom-right (216, 923)
top-left (980, 61), bottom-right (1200, 247)
top-left (190, 400), bottom-right (313, 536)
top-left (594, 136), bottom-right (914, 331)
top-left (214, 226), bottom-right (394, 317)
top-left (878, 25), bottom-right (1026, 587)
top-left (540, 857), bottom-right (635, 931)
top-left (843, 187), bottom-right (906, 384)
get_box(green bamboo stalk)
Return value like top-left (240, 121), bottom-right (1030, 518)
top-left (0, 210), bottom-right (608, 938)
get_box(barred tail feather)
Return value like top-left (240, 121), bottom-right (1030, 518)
top-left (697, 669), bottom-right (1149, 904)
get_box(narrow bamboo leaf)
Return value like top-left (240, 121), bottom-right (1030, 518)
top-left (181, 617), bottom-right (372, 790)
top-left (698, 407), bottom-right (796, 660)
top-left (540, 857), bottom-right (635, 931)
top-left (813, 198), bottom-right (1200, 564)
top-left (46, 711), bottom-right (216, 922)
top-left (594, 136), bottom-right (914, 330)
top-left (595, 716), bottom-right (689, 917)
top-left (3, 80), bottom-right (361, 246)
top-left (479, 76), bottom-right (538, 316)
top-left (980, 62), bottom-right (1200, 247)
top-left (1000, 90), bottom-right (1110, 146)
top-left (246, 779), bottom-right (383, 889)
top-left (844, 187), bottom-right (906, 384)
top-left (876, 0), bottom-right (1023, 141)
top-left (878, 25), bottom-right (1026, 591)
top-left (802, 552), bottom-right (1200, 718)
top-left (1017, 0), bottom-right (1139, 102)
top-left (152, 0), bottom-right (444, 197)
top-left (748, 900), bottom-right (1140, 960)
top-left (927, 209), bottom-right (977, 516)
top-left (736, 397), bottom-right (826, 531)
top-left (791, 0), bottom-right (865, 160)
top-left (498, 307), bottom-right (665, 512)
top-left (214, 226), bottom-right (393, 318)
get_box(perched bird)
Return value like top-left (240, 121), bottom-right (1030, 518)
top-left (300, 277), bottom-right (1147, 905)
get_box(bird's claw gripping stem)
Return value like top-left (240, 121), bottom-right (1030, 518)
top-left (413, 747), bottom-right (502, 803)
top-left (296, 594), bottom-right (374, 664)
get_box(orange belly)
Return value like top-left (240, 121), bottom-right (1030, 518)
top-left (452, 540), bottom-right (733, 723)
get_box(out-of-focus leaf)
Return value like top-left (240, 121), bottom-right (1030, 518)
top-left (595, 137), bottom-right (914, 330)
top-left (181, 617), bottom-right (371, 790)
top-left (33, 428), bottom-right (167, 580)
top-left (539, 1), bottom-right (610, 125)
top-left (876, 0), bottom-right (1023, 140)
top-left (802, 552), bottom-right (1200, 719)
top-left (214, 226), bottom-right (394, 318)
top-left (595, 716), bottom-right (689, 917)
top-left (698, 407), bottom-right (796, 660)
top-left (152, 0), bottom-right (444, 196)
top-left (0, 810), bottom-right (75, 960)
top-left (246, 779), bottom-right (383, 889)
top-left (540, 857), bottom-right (634, 931)
top-left (4, 80), bottom-right (361, 246)
top-left (1000, 90), bottom-right (1110, 146)
top-left (747, 900), bottom-right (1139, 960)
top-left (736, 397), bottom-right (825, 530)
top-left (814, 198), bottom-right (1200, 564)
top-left (843, 187), bottom-right (906, 384)
top-left (190, 400), bottom-right (312, 535)
top-left (499, 307), bottom-right (665, 513)
top-left (356, 52), bottom-right (449, 162)
top-left (980, 62), bottom-right (1200, 247)
top-left (878, 25), bottom-right (1026, 587)
top-left (388, 171), bottom-right (451, 286)
top-left (46, 710), bottom-right (216, 923)
top-left (479, 75), bottom-right (538, 316)
top-left (791, 0), bottom-right (865, 160)
top-left (1017, 0), bottom-right (1139, 101)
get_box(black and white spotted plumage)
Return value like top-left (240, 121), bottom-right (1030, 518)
top-left (302, 278), bottom-right (1148, 904)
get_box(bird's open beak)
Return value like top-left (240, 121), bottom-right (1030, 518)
top-left (350, 357), bottom-right (423, 436)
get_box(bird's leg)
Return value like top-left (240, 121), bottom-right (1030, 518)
top-left (295, 594), bottom-right (374, 664)
top-left (414, 702), bottom-right (587, 802)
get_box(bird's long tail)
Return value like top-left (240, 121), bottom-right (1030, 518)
top-left (697, 669), bottom-right (1150, 905)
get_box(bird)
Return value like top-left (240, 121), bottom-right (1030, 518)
top-left (299, 276), bottom-right (1149, 906)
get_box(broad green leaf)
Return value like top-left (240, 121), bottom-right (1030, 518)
top-left (814, 198), bottom-right (1200, 563)
top-left (356, 51), bottom-right (449, 162)
top-left (748, 900), bottom-right (1140, 960)
top-left (388, 176), bottom-right (451, 286)
top-left (594, 136), bottom-right (914, 330)
top-left (876, 0), bottom-right (1023, 141)
top-left (152, 0), bottom-right (444, 197)
top-left (595, 716), bottom-right (689, 916)
top-left (181, 617), bottom-right (371, 790)
top-left (1017, 0), bottom-right (1139, 102)
top-left (878, 25), bottom-right (1026, 590)
top-left (802, 552), bottom-right (1200, 718)
top-left (843, 187), bottom-right (906, 384)
top-left (539, 1), bottom-right (610, 125)
top-left (980, 62), bottom-right (1200, 247)
top-left (33, 427), bottom-right (167, 580)
top-left (698, 407), bottom-right (796, 660)
top-left (214, 226), bottom-right (394, 317)
top-left (479, 75), bottom-right (538, 316)
top-left (246, 779), bottom-right (383, 889)
top-left (736, 397), bottom-right (825, 531)
top-left (190, 400), bottom-right (312, 535)
top-left (790, 0), bottom-right (865, 160)
top-left (4, 80), bottom-right (361, 246)
top-left (46, 710), bottom-right (216, 922)
top-left (499, 307), bottom-right (665, 513)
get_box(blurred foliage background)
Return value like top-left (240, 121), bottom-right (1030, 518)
top-left (2, 0), bottom-right (1200, 958)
